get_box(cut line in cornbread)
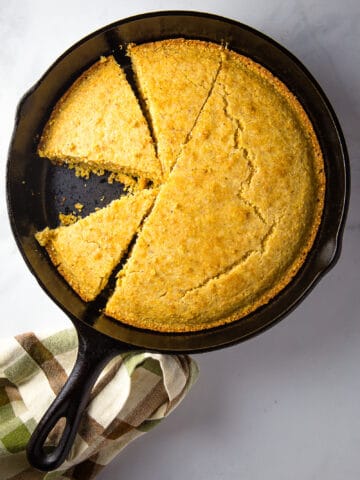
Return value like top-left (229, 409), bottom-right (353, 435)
top-left (105, 46), bottom-right (325, 332)
top-left (128, 39), bottom-right (223, 177)
top-left (36, 189), bottom-right (157, 302)
top-left (38, 56), bottom-right (162, 185)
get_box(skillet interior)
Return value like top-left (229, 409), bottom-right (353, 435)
top-left (7, 11), bottom-right (349, 353)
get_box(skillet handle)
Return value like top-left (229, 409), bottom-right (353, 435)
top-left (26, 323), bottom-right (129, 471)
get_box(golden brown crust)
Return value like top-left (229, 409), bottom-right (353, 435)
top-left (106, 42), bottom-right (325, 332)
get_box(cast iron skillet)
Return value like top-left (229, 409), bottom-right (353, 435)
top-left (7, 11), bottom-right (349, 472)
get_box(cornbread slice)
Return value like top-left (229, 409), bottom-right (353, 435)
top-left (38, 56), bottom-right (162, 184)
top-left (128, 39), bottom-right (223, 176)
top-left (105, 46), bottom-right (325, 332)
top-left (36, 190), bottom-right (157, 301)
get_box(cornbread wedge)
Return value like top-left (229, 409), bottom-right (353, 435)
top-left (128, 39), bottom-right (223, 176)
top-left (38, 56), bottom-right (162, 185)
top-left (36, 189), bottom-right (157, 301)
top-left (106, 47), bottom-right (325, 332)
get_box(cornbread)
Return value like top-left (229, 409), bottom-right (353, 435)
top-left (58, 213), bottom-right (79, 226)
top-left (128, 39), bottom-right (223, 176)
top-left (36, 190), bottom-right (156, 301)
top-left (105, 45), bottom-right (325, 332)
top-left (38, 56), bottom-right (162, 185)
top-left (36, 39), bottom-right (325, 332)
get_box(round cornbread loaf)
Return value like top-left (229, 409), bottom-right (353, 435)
top-left (36, 39), bottom-right (325, 332)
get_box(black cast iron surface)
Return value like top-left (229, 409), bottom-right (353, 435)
top-left (7, 11), bottom-right (349, 471)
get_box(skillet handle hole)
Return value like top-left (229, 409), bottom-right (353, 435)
top-left (44, 417), bottom-right (67, 454)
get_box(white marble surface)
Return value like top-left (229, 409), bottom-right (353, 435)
top-left (1, 0), bottom-right (360, 478)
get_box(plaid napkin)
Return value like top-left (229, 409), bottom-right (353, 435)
top-left (0, 328), bottom-right (198, 479)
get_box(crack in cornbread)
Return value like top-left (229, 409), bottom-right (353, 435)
top-left (219, 82), bottom-right (269, 227)
top-left (220, 84), bottom-right (244, 146)
top-left (105, 45), bottom-right (325, 332)
top-left (180, 220), bottom-right (278, 301)
top-left (38, 56), bottom-right (162, 186)
top-left (235, 148), bottom-right (269, 226)
top-left (35, 190), bottom-right (156, 301)
top-left (128, 39), bottom-right (223, 177)
top-left (182, 130), bottom-right (279, 300)
top-left (179, 59), bottom-right (223, 156)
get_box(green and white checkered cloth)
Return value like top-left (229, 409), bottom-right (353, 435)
top-left (0, 328), bottom-right (198, 479)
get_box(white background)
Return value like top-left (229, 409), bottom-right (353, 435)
top-left (1, 1), bottom-right (360, 479)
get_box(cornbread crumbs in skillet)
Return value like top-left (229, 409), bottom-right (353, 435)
top-left (36, 190), bottom-right (156, 302)
top-left (38, 56), bottom-right (162, 186)
top-left (105, 45), bottom-right (325, 332)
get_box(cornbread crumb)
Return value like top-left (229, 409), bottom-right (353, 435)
top-left (58, 213), bottom-right (79, 226)
top-left (107, 171), bottom-right (148, 191)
